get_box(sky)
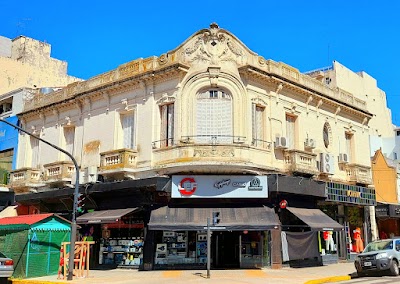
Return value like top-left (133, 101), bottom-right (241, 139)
top-left (1, 0), bottom-right (399, 125)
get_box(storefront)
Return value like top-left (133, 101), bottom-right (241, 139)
top-left (77, 208), bottom-right (145, 268)
top-left (375, 203), bottom-right (400, 239)
top-left (145, 175), bottom-right (281, 270)
top-left (267, 175), bottom-right (343, 267)
top-left (321, 182), bottom-right (376, 262)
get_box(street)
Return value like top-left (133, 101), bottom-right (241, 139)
top-left (341, 276), bottom-right (400, 283)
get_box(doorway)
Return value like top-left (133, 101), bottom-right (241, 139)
top-left (212, 231), bottom-right (240, 268)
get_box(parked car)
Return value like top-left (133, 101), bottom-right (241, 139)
top-left (354, 238), bottom-right (400, 276)
top-left (0, 252), bottom-right (13, 281)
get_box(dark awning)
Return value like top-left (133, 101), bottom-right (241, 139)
top-left (76, 208), bottom-right (138, 224)
top-left (286, 207), bottom-right (343, 231)
top-left (148, 206), bottom-right (280, 231)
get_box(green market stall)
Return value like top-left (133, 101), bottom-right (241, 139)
top-left (0, 213), bottom-right (71, 278)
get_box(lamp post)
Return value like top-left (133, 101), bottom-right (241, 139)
top-left (0, 118), bottom-right (79, 280)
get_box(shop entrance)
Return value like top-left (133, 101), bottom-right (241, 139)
top-left (212, 231), bottom-right (240, 268)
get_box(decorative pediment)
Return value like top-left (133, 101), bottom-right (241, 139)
top-left (181, 23), bottom-right (248, 66)
top-left (156, 93), bottom-right (176, 105)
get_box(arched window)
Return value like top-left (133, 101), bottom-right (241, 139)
top-left (196, 90), bottom-right (232, 143)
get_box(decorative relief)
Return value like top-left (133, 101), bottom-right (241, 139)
top-left (182, 23), bottom-right (246, 66)
top-left (251, 97), bottom-right (268, 107)
top-left (193, 148), bottom-right (235, 157)
top-left (156, 93), bottom-right (176, 105)
top-left (119, 61), bottom-right (140, 78)
top-left (258, 56), bottom-right (266, 66)
top-left (158, 54), bottom-right (168, 65)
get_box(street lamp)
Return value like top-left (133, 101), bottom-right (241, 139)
top-left (0, 118), bottom-right (79, 280)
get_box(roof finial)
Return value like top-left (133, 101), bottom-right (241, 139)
top-left (210, 22), bottom-right (219, 29)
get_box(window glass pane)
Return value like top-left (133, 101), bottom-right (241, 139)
top-left (64, 127), bottom-right (75, 155)
top-left (286, 115), bottom-right (296, 149)
top-left (31, 137), bottom-right (39, 168)
top-left (122, 113), bottom-right (135, 149)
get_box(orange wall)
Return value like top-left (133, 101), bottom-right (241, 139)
top-left (372, 150), bottom-right (398, 203)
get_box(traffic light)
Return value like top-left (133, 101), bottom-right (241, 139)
top-left (77, 193), bottom-right (86, 214)
top-left (212, 211), bottom-right (220, 226)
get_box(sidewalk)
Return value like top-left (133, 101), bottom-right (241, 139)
top-left (10, 262), bottom-right (357, 284)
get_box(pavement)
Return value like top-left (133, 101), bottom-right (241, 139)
top-left (9, 262), bottom-right (357, 284)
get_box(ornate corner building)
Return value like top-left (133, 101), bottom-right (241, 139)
top-left (7, 23), bottom-right (390, 270)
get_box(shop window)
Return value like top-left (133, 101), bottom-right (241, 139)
top-left (252, 104), bottom-right (266, 148)
top-left (196, 90), bottom-right (232, 144)
top-left (160, 104), bottom-right (174, 147)
top-left (286, 114), bottom-right (297, 149)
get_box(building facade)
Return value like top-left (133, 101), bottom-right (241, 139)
top-left (10, 24), bottom-right (378, 269)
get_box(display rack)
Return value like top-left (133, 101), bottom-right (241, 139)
top-left (100, 237), bottom-right (144, 268)
top-left (155, 231), bottom-right (194, 265)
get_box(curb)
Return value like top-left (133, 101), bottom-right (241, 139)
top-left (10, 279), bottom-right (65, 284)
top-left (304, 275), bottom-right (352, 284)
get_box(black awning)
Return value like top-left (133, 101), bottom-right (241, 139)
top-left (268, 175), bottom-right (326, 198)
top-left (148, 206), bottom-right (280, 231)
top-left (286, 207), bottom-right (343, 231)
top-left (76, 208), bottom-right (138, 224)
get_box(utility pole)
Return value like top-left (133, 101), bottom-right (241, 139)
top-left (0, 118), bottom-right (79, 280)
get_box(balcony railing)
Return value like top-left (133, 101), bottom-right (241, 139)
top-left (100, 148), bottom-right (138, 171)
top-left (9, 168), bottom-right (43, 191)
top-left (284, 149), bottom-right (318, 175)
top-left (251, 138), bottom-right (272, 150)
top-left (346, 163), bottom-right (372, 185)
top-left (152, 138), bottom-right (174, 149)
top-left (43, 161), bottom-right (75, 183)
top-left (180, 135), bottom-right (246, 145)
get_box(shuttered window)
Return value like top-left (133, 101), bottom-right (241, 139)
top-left (160, 104), bottom-right (174, 147)
top-left (121, 112), bottom-right (135, 149)
top-left (286, 115), bottom-right (296, 149)
top-left (345, 133), bottom-right (353, 163)
top-left (64, 127), bottom-right (75, 155)
top-left (252, 104), bottom-right (265, 146)
top-left (196, 90), bottom-right (232, 143)
top-left (30, 136), bottom-right (39, 168)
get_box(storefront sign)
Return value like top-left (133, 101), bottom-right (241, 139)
top-left (172, 175), bottom-right (268, 198)
top-left (389, 205), bottom-right (400, 218)
top-left (375, 205), bottom-right (389, 217)
top-left (346, 190), bottom-right (361, 198)
top-left (326, 182), bottom-right (376, 206)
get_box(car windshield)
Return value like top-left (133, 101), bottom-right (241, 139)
top-left (363, 240), bottom-right (393, 252)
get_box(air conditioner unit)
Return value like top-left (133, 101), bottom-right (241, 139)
top-left (338, 153), bottom-right (349, 164)
top-left (275, 136), bottom-right (288, 149)
top-left (320, 153), bottom-right (335, 175)
top-left (85, 166), bottom-right (98, 183)
top-left (304, 138), bottom-right (316, 149)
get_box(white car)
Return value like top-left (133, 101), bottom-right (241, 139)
top-left (0, 252), bottom-right (13, 282)
top-left (354, 238), bottom-right (400, 277)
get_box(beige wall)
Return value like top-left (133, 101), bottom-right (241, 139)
top-left (0, 36), bottom-right (81, 94)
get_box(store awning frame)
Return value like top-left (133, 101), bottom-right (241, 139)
top-left (286, 207), bottom-right (343, 231)
top-left (148, 206), bottom-right (280, 231)
top-left (76, 208), bottom-right (139, 224)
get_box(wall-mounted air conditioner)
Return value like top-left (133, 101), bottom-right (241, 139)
top-left (304, 138), bottom-right (316, 149)
top-left (275, 136), bottom-right (288, 149)
top-left (85, 166), bottom-right (98, 183)
top-left (320, 153), bottom-right (335, 175)
top-left (338, 153), bottom-right (349, 164)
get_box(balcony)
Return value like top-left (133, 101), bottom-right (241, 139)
top-left (99, 148), bottom-right (138, 179)
top-left (43, 161), bottom-right (75, 184)
top-left (284, 149), bottom-right (318, 176)
top-left (9, 168), bottom-right (44, 193)
top-left (346, 163), bottom-right (372, 185)
top-left (152, 135), bottom-right (275, 175)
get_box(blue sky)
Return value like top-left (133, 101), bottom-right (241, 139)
top-left (1, 1), bottom-right (399, 125)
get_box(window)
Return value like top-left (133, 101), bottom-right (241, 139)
top-left (397, 130), bottom-right (400, 136)
top-left (394, 152), bottom-right (398, 160)
top-left (323, 122), bottom-right (331, 148)
top-left (196, 90), bottom-right (232, 143)
top-left (252, 104), bottom-right (265, 147)
top-left (345, 133), bottom-right (353, 163)
top-left (286, 115), bottom-right (297, 149)
top-left (0, 149), bottom-right (13, 172)
top-left (121, 112), bottom-right (136, 149)
top-left (30, 136), bottom-right (40, 168)
top-left (63, 127), bottom-right (75, 155)
top-left (160, 104), bottom-right (174, 147)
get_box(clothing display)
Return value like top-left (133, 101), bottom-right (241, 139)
top-left (324, 231), bottom-right (335, 252)
top-left (353, 227), bottom-right (364, 253)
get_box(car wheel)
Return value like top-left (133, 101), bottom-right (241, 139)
top-left (389, 259), bottom-right (399, 276)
